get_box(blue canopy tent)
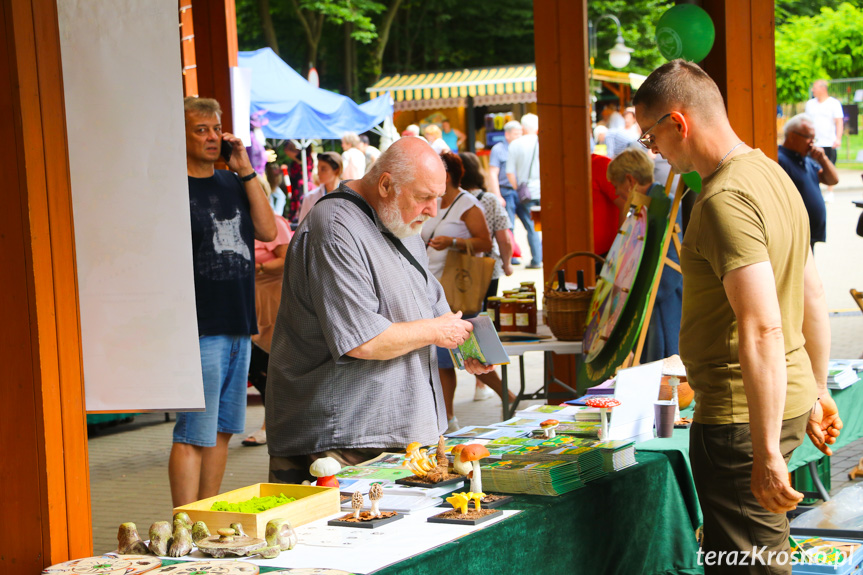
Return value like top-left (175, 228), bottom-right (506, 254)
top-left (237, 47), bottom-right (393, 140)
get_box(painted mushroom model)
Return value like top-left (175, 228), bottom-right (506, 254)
top-left (369, 483), bottom-right (384, 517)
top-left (460, 444), bottom-right (491, 493)
top-left (351, 492), bottom-right (364, 519)
top-left (310, 457), bottom-right (341, 487)
top-left (584, 397), bottom-right (621, 440)
top-left (450, 444), bottom-right (473, 476)
top-left (540, 419), bottom-right (560, 439)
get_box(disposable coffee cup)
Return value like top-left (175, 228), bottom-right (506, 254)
top-left (654, 400), bottom-right (676, 438)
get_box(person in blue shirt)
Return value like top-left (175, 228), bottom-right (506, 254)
top-left (488, 120), bottom-right (523, 264)
top-left (777, 113), bottom-right (839, 251)
top-left (441, 119), bottom-right (465, 152)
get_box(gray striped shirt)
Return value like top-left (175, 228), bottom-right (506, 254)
top-left (266, 183), bottom-right (449, 457)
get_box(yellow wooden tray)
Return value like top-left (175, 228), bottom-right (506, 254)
top-left (173, 483), bottom-right (339, 539)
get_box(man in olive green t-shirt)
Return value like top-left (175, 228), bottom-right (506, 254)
top-left (634, 60), bottom-right (842, 574)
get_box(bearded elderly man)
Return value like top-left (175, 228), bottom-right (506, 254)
top-left (266, 137), bottom-right (493, 483)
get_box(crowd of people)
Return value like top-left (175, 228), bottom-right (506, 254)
top-left (177, 72), bottom-right (847, 573)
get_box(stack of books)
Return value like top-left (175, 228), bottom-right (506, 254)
top-left (595, 440), bottom-right (637, 472)
top-left (480, 459), bottom-right (585, 496)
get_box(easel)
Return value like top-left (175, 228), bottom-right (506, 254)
top-left (622, 170), bottom-right (687, 368)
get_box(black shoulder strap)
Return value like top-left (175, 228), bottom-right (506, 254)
top-left (316, 191), bottom-right (428, 283)
top-left (477, 191), bottom-right (486, 201)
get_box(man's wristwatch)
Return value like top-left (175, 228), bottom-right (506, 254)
top-left (451, 237), bottom-right (457, 248)
top-left (240, 171), bottom-right (257, 182)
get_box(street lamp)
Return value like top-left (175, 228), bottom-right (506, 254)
top-left (589, 14), bottom-right (633, 70)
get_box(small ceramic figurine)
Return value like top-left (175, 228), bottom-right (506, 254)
top-left (351, 492), bottom-right (364, 519)
top-left (450, 445), bottom-right (473, 476)
top-left (459, 444), bottom-right (491, 494)
top-left (310, 457), bottom-right (341, 487)
top-left (540, 419), bottom-right (559, 439)
top-left (265, 518), bottom-right (298, 551)
top-left (368, 483), bottom-right (384, 517)
top-left (584, 397), bottom-right (621, 440)
top-left (446, 492), bottom-right (470, 515)
top-left (191, 521), bottom-right (211, 544)
top-left (117, 522), bottom-right (149, 555)
top-left (168, 524), bottom-right (193, 557)
top-left (148, 521), bottom-right (172, 556)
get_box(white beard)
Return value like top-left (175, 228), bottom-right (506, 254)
top-left (379, 192), bottom-right (427, 239)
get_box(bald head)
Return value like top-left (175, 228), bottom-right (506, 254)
top-left (366, 136), bottom-right (445, 191)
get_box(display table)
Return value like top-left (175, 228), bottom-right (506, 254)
top-left (639, 379), bottom-right (863, 511)
top-left (499, 328), bottom-right (582, 419)
top-left (157, 452), bottom-right (702, 575)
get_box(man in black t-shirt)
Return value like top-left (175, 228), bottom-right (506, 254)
top-left (169, 97), bottom-right (276, 507)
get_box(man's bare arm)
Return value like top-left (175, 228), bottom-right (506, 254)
top-left (801, 252), bottom-right (842, 453)
top-left (347, 312), bottom-right (469, 361)
top-left (724, 261), bottom-right (802, 513)
top-left (487, 166), bottom-right (504, 201)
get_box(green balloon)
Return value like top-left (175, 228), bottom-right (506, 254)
top-left (681, 171), bottom-right (702, 194)
top-left (655, 4), bottom-right (715, 62)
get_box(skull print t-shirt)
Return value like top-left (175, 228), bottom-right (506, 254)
top-left (188, 170), bottom-right (257, 336)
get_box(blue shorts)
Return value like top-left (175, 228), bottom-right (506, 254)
top-left (173, 335), bottom-right (251, 447)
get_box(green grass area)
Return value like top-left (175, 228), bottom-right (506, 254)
top-left (836, 130), bottom-right (863, 166)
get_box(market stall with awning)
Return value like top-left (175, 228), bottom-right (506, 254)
top-left (367, 63), bottom-right (645, 150)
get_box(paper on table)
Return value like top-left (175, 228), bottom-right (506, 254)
top-left (150, 508), bottom-right (521, 573)
top-left (607, 360), bottom-right (663, 438)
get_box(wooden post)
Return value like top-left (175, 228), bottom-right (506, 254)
top-left (1, 0), bottom-right (91, 568)
top-left (190, 0), bottom-right (239, 132)
top-left (700, 0), bottom-right (777, 159)
top-left (534, 0), bottom-right (592, 391)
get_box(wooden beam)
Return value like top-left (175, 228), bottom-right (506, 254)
top-left (534, 0), bottom-right (592, 392)
top-left (1, 0), bottom-right (91, 568)
top-left (701, 0), bottom-right (777, 159)
top-left (191, 0), bottom-right (238, 132)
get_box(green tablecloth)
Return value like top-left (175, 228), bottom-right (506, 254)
top-left (161, 452), bottom-right (703, 574)
top-left (638, 380), bottom-right (863, 528)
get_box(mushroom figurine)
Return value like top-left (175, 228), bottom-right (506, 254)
top-left (584, 397), bottom-right (621, 440)
top-left (470, 492), bottom-right (486, 511)
top-left (450, 445), bottom-right (473, 476)
top-left (368, 482), bottom-right (384, 517)
top-left (351, 491), bottom-right (364, 519)
top-left (460, 444), bottom-right (491, 494)
top-left (540, 419), bottom-right (560, 439)
top-left (310, 457), bottom-right (341, 488)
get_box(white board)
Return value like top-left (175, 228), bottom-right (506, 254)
top-left (58, 0), bottom-right (205, 412)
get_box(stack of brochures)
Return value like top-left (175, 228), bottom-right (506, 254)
top-left (595, 440), bottom-right (637, 472)
top-left (480, 459), bottom-right (586, 496)
top-left (827, 360), bottom-right (862, 390)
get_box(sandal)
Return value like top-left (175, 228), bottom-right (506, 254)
top-left (242, 428), bottom-right (267, 446)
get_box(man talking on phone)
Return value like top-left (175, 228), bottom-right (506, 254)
top-left (170, 97), bottom-right (276, 507)
top-left (778, 113), bottom-right (840, 252)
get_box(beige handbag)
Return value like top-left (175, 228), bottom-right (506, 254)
top-left (438, 240), bottom-right (495, 316)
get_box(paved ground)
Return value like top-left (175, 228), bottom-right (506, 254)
top-left (87, 169), bottom-right (863, 554)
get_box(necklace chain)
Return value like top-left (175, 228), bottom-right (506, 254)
top-left (715, 142), bottom-right (745, 173)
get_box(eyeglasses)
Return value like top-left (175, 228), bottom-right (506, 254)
top-left (637, 113), bottom-right (671, 149)
top-left (791, 130), bottom-right (815, 141)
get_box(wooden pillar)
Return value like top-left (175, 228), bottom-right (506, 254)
top-left (701, 0), bottom-right (777, 159)
top-left (1, 0), bottom-right (91, 569)
top-left (190, 0), bottom-right (238, 132)
top-left (179, 1), bottom-right (198, 97)
top-left (534, 0), bottom-right (592, 389)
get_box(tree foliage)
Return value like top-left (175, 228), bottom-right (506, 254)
top-left (588, 0), bottom-right (673, 76)
top-left (775, 2), bottom-right (863, 103)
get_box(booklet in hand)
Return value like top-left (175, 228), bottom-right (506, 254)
top-left (449, 314), bottom-right (510, 369)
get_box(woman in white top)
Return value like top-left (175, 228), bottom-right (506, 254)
top-left (340, 132), bottom-right (366, 180)
top-left (421, 151), bottom-right (492, 431)
top-left (298, 152), bottom-right (342, 223)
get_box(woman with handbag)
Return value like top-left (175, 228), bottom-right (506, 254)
top-left (421, 152), bottom-right (493, 432)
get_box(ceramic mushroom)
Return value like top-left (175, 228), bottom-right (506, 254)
top-left (460, 444), bottom-right (491, 494)
top-left (265, 518), bottom-right (298, 551)
top-left (368, 483), bottom-right (384, 517)
top-left (540, 419), bottom-right (559, 439)
top-left (310, 457), bottom-right (341, 487)
top-left (117, 522), bottom-right (149, 555)
top-left (148, 521), bottom-right (173, 556)
top-left (584, 397), bottom-right (621, 440)
top-left (351, 492), bottom-right (364, 519)
top-left (450, 445), bottom-right (472, 476)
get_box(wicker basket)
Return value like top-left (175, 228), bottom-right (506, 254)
top-left (543, 251), bottom-right (605, 341)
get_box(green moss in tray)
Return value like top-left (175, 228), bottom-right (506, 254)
top-left (210, 493), bottom-right (297, 513)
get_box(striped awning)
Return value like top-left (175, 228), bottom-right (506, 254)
top-left (367, 64), bottom-right (536, 102)
top-left (367, 64), bottom-right (637, 104)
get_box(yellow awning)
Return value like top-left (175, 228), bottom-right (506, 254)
top-left (368, 64), bottom-right (634, 103)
